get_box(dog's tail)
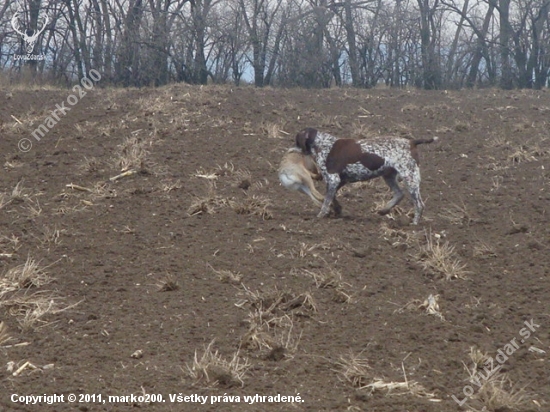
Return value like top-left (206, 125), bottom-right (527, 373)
top-left (409, 136), bottom-right (438, 164)
top-left (410, 136), bottom-right (439, 148)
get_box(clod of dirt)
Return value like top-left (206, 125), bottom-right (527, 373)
top-left (506, 224), bottom-right (529, 235)
top-left (494, 407), bottom-right (514, 412)
top-left (265, 346), bottom-right (286, 361)
top-left (208, 366), bottom-right (239, 388)
top-left (351, 248), bottom-right (368, 258)
top-left (238, 179), bottom-right (251, 190)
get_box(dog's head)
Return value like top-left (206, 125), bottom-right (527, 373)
top-left (295, 128), bottom-right (318, 155)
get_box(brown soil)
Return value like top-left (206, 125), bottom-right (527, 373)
top-left (1, 85), bottom-right (549, 411)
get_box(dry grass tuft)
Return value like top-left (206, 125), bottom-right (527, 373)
top-left (454, 121), bottom-right (470, 132)
top-left (214, 162), bottom-right (235, 176)
top-left (235, 285), bottom-right (317, 361)
top-left (371, 195), bottom-right (413, 222)
top-left (0, 256), bottom-right (52, 299)
top-left (115, 136), bottom-right (151, 172)
top-left (229, 195), bottom-right (273, 220)
top-left (187, 182), bottom-right (228, 216)
top-left (507, 137), bottom-right (548, 164)
top-left (508, 146), bottom-right (537, 164)
top-left (188, 167), bottom-right (269, 217)
top-left (35, 225), bottom-right (64, 246)
top-left (0, 192), bottom-right (11, 210)
top-left (187, 198), bottom-right (215, 216)
top-left (3, 291), bottom-right (78, 331)
top-left (236, 284), bottom-right (316, 355)
top-left (337, 354), bottom-right (436, 398)
top-left (261, 121), bottom-right (287, 139)
top-left (415, 231), bottom-right (469, 280)
top-left (240, 312), bottom-right (301, 357)
top-left (291, 241), bottom-right (332, 259)
top-left (473, 239), bottom-right (497, 259)
top-left (362, 377), bottom-right (436, 398)
top-left (440, 199), bottom-right (474, 226)
top-left (10, 181), bottom-right (28, 202)
top-left (270, 318), bottom-right (302, 357)
top-left (192, 167), bottom-right (219, 180)
top-left (397, 294), bottom-right (445, 321)
top-left (79, 156), bottom-right (103, 174)
top-left (317, 114), bottom-right (343, 129)
top-left (351, 121), bottom-right (376, 138)
top-left (302, 266), bottom-right (353, 304)
top-left (186, 339), bottom-right (250, 388)
top-left (157, 273), bottom-right (179, 292)
top-left (468, 346), bottom-right (489, 370)
top-left (238, 285), bottom-right (318, 317)
top-left (22, 197), bottom-right (42, 218)
top-left (379, 222), bottom-right (418, 249)
top-left (0, 182), bottom-right (45, 218)
top-left (471, 375), bottom-right (528, 411)
top-left (462, 347), bottom-right (529, 411)
top-left (392, 123), bottom-right (414, 137)
top-left (228, 168), bottom-right (253, 190)
top-left (160, 178), bottom-right (183, 193)
top-left (418, 294), bottom-right (445, 320)
top-left (0, 321), bottom-right (12, 346)
top-left (486, 133), bottom-right (510, 148)
top-left (8, 293), bottom-right (58, 331)
top-left (240, 311), bottom-right (277, 351)
top-left (0, 257), bottom-right (78, 331)
top-left (193, 164), bottom-right (255, 190)
top-left (303, 266), bottom-right (342, 289)
top-left (336, 352), bottom-right (372, 388)
top-left (0, 234), bottom-right (21, 253)
top-left (209, 265), bottom-right (243, 285)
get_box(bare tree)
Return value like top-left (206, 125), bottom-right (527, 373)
top-left (10, 0), bottom-right (50, 77)
top-left (0, 0), bottom-right (548, 89)
top-left (115, 0), bottom-right (144, 86)
top-left (239, 0), bottom-right (285, 86)
top-left (417, 0), bottom-right (442, 89)
top-left (442, 0), bottom-right (497, 87)
top-left (498, 0), bottom-right (513, 88)
top-left (509, 0), bottom-right (550, 88)
top-left (443, 0), bottom-right (468, 86)
top-left (205, 2), bottom-right (248, 84)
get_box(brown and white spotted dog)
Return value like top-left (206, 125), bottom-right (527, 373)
top-left (295, 127), bottom-right (437, 225)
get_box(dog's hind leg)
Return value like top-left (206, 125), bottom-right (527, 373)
top-left (409, 190), bottom-right (424, 225)
top-left (400, 168), bottom-right (424, 225)
top-left (330, 198), bottom-right (342, 217)
top-left (379, 169), bottom-right (404, 216)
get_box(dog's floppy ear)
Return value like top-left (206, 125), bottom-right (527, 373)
top-left (295, 128), bottom-right (317, 154)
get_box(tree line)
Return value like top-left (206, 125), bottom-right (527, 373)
top-left (1, 0), bottom-right (549, 89)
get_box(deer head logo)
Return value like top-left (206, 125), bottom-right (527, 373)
top-left (11, 12), bottom-right (49, 54)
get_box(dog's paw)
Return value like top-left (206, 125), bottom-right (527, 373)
top-left (330, 200), bottom-right (342, 217)
top-left (317, 210), bottom-right (330, 218)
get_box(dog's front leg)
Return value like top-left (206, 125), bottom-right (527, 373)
top-left (318, 175), bottom-right (340, 218)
